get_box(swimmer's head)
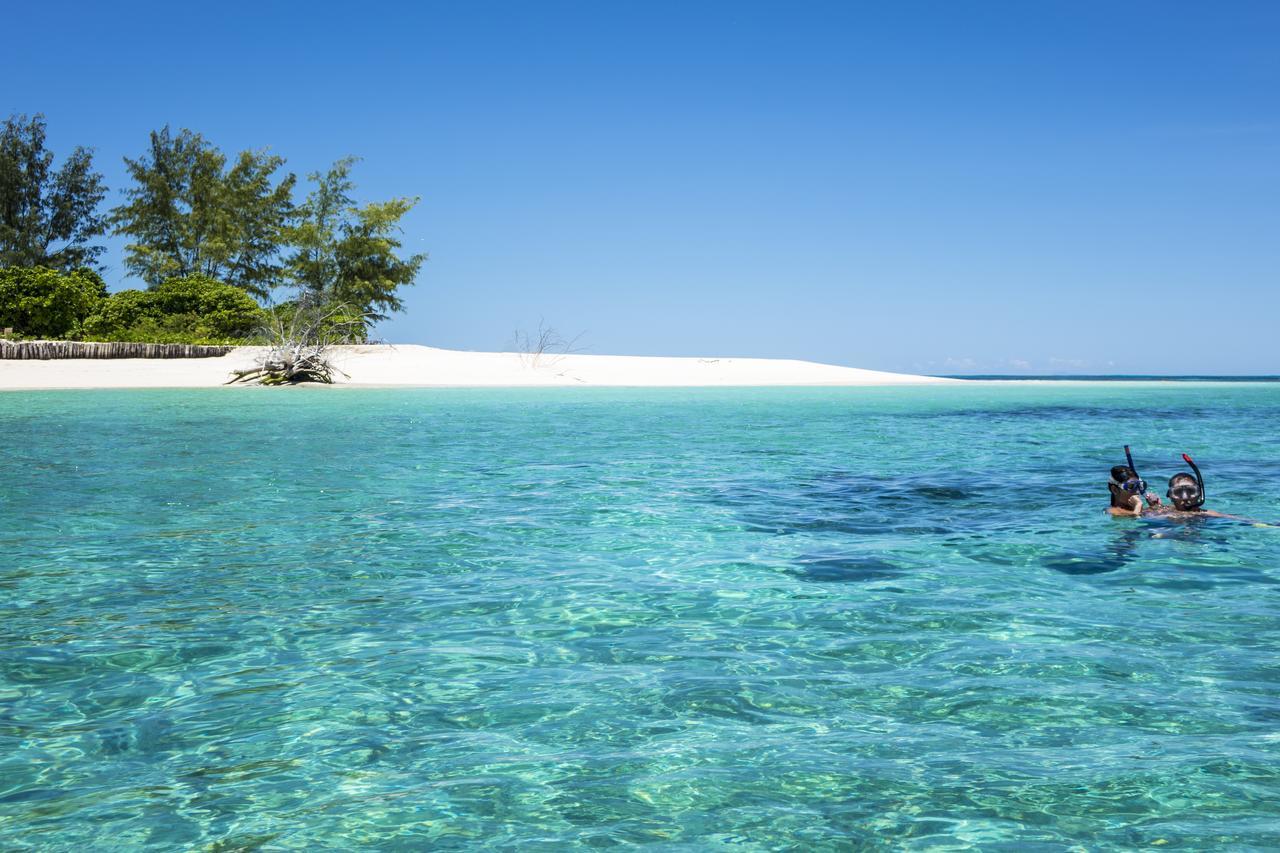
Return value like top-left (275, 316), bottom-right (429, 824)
top-left (1167, 473), bottom-right (1203, 511)
top-left (1109, 465), bottom-right (1144, 507)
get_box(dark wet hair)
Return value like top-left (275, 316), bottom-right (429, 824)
top-left (1111, 466), bottom-right (1136, 482)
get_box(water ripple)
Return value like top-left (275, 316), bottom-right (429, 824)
top-left (2, 385), bottom-right (1279, 848)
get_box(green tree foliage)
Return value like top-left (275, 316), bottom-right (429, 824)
top-left (288, 158), bottom-right (425, 323)
top-left (0, 114), bottom-right (108, 270)
top-left (110, 127), bottom-right (295, 298)
top-left (81, 289), bottom-right (153, 337)
top-left (82, 275), bottom-right (266, 343)
top-left (0, 266), bottom-right (107, 338)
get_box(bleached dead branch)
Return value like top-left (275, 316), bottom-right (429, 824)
top-left (509, 319), bottom-right (587, 369)
top-left (226, 304), bottom-right (364, 385)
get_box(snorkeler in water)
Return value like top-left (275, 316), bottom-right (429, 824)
top-left (1106, 446), bottom-right (1163, 517)
top-left (1162, 454), bottom-right (1236, 518)
top-left (1167, 454), bottom-right (1207, 512)
top-left (1155, 453), bottom-right (1272, 525)
top-left (1107, 466), bottom-right (1161, 516)
top-left (1104, 446), bottom-right (1274, 526)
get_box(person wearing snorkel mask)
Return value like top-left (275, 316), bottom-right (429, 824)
top-left (1167, 473), bottom-right (1208, 512)
top-left (1153, 452), bottom-right (1270, 524)
top-left (1107, 465), bottom-right (1162, 517)
top-left (1106, 446), bottom-right (1162, 517)
top-left (1162, 454), bottom-right (1239, 518)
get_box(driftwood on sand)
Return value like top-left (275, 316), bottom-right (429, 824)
top-left (225, 341), bottom-right (346, 385)
top-left (226, 304), bottom-right (363, 386)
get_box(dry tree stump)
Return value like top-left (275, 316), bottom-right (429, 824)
top-left (226, 305), bottom-right (362, 386)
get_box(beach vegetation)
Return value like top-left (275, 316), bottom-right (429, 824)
top-left (510, 319), bottom-right (587, 369)
top-left (286, 157), bottom-right (425, 324)
top-left (269, 299), bottom-right (369, 344)
top-left (110, 127), bottom-right (295, 298)
top-left (0, 265), bottom-right (106, 339)
top-left (0, 114), bottom-right (109, 270)
top-left (1, 121), bottom-right (423, 350)
top-left (80, 275), bottom-right (266, 344)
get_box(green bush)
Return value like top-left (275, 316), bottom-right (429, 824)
top-left (81, 275), bottom-right (267, 343)
top-left (80, 289), bottom-right (153, 338)
top-left (149, 276), bottom-right (266, 337)
top-left (82, 315), bottom-right (236, 345)
top-left (0, 266), bottom-right (107, 338)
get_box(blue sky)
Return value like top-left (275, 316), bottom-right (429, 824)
top-left (4, 1), bottom-right (1277, 374)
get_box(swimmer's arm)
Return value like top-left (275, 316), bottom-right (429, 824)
top-left (1203, 509), bottom-right (1275, 526)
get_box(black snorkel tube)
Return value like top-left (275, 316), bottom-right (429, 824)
top-left (1124, 445), bottom-right (1147, 493)
top-left (1181, 452), bottom-right (1206, 509)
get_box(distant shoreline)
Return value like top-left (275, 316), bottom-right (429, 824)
top-left (6, 349), bottom-right (1277, 390)
top-left (0, 344), bottom-right (956, 390)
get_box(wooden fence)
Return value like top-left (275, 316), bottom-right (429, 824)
top-left (0, 341), bottom-right (236, 360)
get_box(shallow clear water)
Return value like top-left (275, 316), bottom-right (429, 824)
top-left (2, 384), bottom-right (1278, 849)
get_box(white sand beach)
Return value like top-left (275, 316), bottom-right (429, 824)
top-left (0, 345), bottom-right (954, 390)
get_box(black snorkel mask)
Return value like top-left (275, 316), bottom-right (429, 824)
top-left (1167, 452), bottom-right (1207, 509)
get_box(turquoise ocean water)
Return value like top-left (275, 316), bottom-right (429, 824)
top-left (2, 384), bottom-right (1278, 849)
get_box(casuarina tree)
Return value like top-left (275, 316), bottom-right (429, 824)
top-left (111, 127), bottom-right (295, 298)
top-left (287, 157), bottom-right (424, 323)
top-left (0, 114), bottom-right (108, 270)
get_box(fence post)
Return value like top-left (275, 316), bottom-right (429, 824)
top-left (0, 341), bottom-right (236, 360)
